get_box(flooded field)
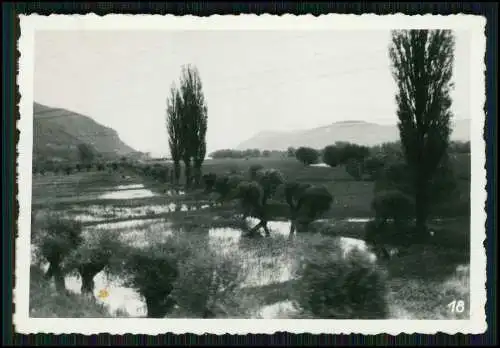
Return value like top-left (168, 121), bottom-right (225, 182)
top-left (30, 172), bottom-right (470, 319)
top-left (35, 219), bottom-right (376, 318)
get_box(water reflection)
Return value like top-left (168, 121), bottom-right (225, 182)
top-left (338, 237), bottom-right (377, 263)
top-left (99, 188), bottom-right (157, 200)
top-left (116, 184), bottom-right (145, 190)
top-left (208, 226), bottom-right (296, 288)
top-left (72, 213), bottom-right (106, 223)
top-left (69, 204), bottom-right (194, 221)
top-left (345, 218), bottom-right (372, 223)
top-left (37, 261), bottom-right (146, 317)
top-left (245, 217), bottom-right (291, 237)
top-left (66, 272), bottom-right (147, 317)
top-left (64, 202), bottom-right (211, 226)
top-left (258, 300), bottom-right (298, 319)
top-left (117, 222), bottom-right (174, 248)
top-left (164, 190), bottom-right (186, 196)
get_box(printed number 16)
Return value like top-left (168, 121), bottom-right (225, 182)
top-left (447, 300), bottom-right (465, 313)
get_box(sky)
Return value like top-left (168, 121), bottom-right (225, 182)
top-left (34, 29), bottom-right (471, 158)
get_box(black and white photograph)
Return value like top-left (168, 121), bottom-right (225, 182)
top-left (16, 14), bottom-right (486, 335)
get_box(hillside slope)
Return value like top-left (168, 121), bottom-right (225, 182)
top-left (237, 119), bottom-right (471, 151)
top-left (33, 102), bottom-right (137, 162)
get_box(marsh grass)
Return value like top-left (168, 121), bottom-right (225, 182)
top-left (170, 237), bottom-right (253, 318)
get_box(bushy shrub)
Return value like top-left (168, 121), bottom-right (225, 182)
top-left (294, 186), bottom-right (333, 232)
top-left (428, 154), bottom-right (460, 208)
top-left (32, 214), bottom-right (84, 292)
top-left (214, 174), bottom-right (245, 201)
top-left (119, 239), bottom-right (186, 318)
top-left (363, 156), bottom-right (386, 180)
top-left (119, 233), bottom-right (248, 319)
top-left (345, 158), bottom-right (363, 181)
top-left (255, 168), bottom-right (285, 201)
top-left (202, 172), bottom-right (217, 192)
top-left (371, 189), bottom-right (415, 224)
top-left (248, 164), bottom-right (264, 181)
top-left (338, 143), bottom-right (370, 163)
top-left (214, 175), bottom-right (230, 197)
top-left (295, 238), bottom-right (389, 319)
top-left (295, 147), bottom-right (319, 165)
top-left (374, 152), bottom-right (459, 216)
top-left (364, 219), bottom-right (408, 248)
top-left (65, 229), bottom-right (124, 294)
top-left (171, 244), bottom-right (247, 318)
top-left (367, 190), bottom-right (418, 247)
top-left (228, 181), bottom-right (266, 221)
top-left (374, 160), bottom-right (413, 194)
top-left (281, 181), bottom-right (312, 208)
top-left (449, 141), bottom-right (470, 154)
top-left (322, 145), bottom-right (341, 167)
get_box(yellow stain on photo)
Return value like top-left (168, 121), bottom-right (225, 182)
top-left (97, 288), bottom-right (109, 300)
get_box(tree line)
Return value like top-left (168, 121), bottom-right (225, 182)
top-left (209, 148), bottom-right (276, 159)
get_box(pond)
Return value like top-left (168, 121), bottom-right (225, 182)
top-left (115, 184), bottom-right (145, 190)
top-left (65, 202), bottom-right (212, 223)
top-left (99, 184), bottom-right (158, 200)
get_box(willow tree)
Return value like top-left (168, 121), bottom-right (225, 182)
top-left (166, 84), bottom-right (183, 184)
top-left (389, 30), bottom-right (455, 235)
top-left (178, 65), bottom-right (208, 188)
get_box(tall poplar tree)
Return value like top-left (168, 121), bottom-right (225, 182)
top-left (389, 30), bottom-right (455, 234)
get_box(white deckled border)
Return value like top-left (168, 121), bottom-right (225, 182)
top-left (15, 13), bottom-right (487, 335)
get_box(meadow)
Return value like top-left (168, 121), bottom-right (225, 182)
top-left (29, 155), bottom-right (471, 319)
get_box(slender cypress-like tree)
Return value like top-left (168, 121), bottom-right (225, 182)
top-left (389, 29), bottom-right (455, 235)
top-left (166, 83), bottom-right (183, 184)
top-left (178, 65), bottom-right (208, 188)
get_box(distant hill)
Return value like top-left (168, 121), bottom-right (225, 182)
top-left (33, 102), bottom-right (137, 162)
top-left (236, 119), bottom-right (471, 151)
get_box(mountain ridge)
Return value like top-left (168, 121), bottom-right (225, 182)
top-left (33, 102), bottom-right (138, 162)
top-left (236, 119), bottom-right (471, 151)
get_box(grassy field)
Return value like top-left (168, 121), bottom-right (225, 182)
top-left (149, 155), bottom-right (470, 219)
top-left (29, 156), bottom-right (471, 319)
